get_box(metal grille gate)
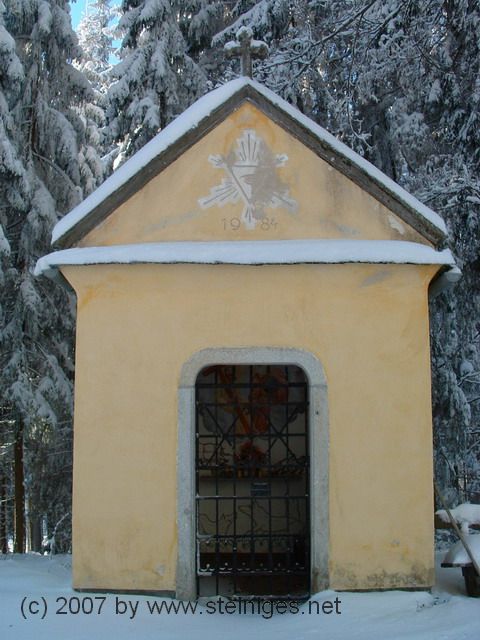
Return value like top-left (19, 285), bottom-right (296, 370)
top-left (195, 364), bottom-right (310, 598)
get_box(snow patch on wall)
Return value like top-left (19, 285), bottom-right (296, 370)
top-left (388, 214), bottom-right (406, 235)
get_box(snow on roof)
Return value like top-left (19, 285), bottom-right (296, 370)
top-left (51, 78), bottom-right (447, 248)
top-left (35, 239), bottom-right (455, 278)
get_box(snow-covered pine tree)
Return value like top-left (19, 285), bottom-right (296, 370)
top-left (75, 0), bottom-right (115, 182)
top-left (76, 0), bottom-right (116, 94)
top-left (422, 1), bottom-right (480, 503)
top-left (205, 0), bottom-right (480, 502)
top-left (176, 0), bottom-right (225, 89)
top-left (107, 0), bottom-right (208, 163)
top-left (179, 0), bottom-right (223, 61)
top-left (301, 0), bottom-right (480, 503)
top-left (207, 1), bottom-right (384, 131)
top-left (0, 0), bottom-right (28, 554)
top-left (210, 0), bottom-right (306, 98)
top-left (326, 0), bottom-right (480, 502)
top-left (0, 0), bottom-right (103, 551)
top-left (321, 0), bottom-right (480, 503)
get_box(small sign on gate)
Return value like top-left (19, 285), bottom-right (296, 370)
top-left (250, 482), bottom-right (270, 497)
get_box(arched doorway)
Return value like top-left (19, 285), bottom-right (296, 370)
top-left (195, 364), bottom-right (309, 598)
top-left (176, 348), bottom-right (329, 601)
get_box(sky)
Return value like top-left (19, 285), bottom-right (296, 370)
top-left (70, 0), bottom-right (88, 30)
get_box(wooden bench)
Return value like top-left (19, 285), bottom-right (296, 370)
top-left (436, 516), bottom-right (480, 597)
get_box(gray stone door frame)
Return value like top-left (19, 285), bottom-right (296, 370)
top-left (176, 347), bottom-right (329, 600)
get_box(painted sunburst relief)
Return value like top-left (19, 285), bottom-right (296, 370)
top-left (199, 129), bottom-right (297, 229)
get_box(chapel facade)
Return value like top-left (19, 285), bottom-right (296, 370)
top-left (37, 77), bottom-right (457, 599)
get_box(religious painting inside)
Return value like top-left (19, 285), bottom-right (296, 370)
top-left (195, 364), bottom-right (310, 598)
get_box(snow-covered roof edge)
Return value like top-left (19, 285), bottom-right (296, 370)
top-left (52, 78), bottom-right (448, 249)
top-left (35, 239), bottom-right (455, 279)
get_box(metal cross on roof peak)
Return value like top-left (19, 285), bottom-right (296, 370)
top-left (224, 27), bottom-right (269, 79)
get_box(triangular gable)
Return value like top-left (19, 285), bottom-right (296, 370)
top-left (52, 79), bottom-right (447, 249)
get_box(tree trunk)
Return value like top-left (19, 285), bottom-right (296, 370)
top-left (14, 424), bottom-right (25, 553)
top-left (0, 473), bottom-right (8, 554)
top-left (29, 515), bottom-right (42, 553)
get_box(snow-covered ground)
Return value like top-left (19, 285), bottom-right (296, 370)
top-left (0, 553), bottom-right (479, 639)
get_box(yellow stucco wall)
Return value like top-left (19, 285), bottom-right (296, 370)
top-left (79, 103), bottom-right (428, 247)
top-left (64, 262), bottom-right (438, 592)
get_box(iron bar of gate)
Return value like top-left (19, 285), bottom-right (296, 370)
top-left (195, 365), bottom-right (310, 598)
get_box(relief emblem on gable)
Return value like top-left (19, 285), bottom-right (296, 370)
top-left (198, 129), bottom-right (298, 230)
